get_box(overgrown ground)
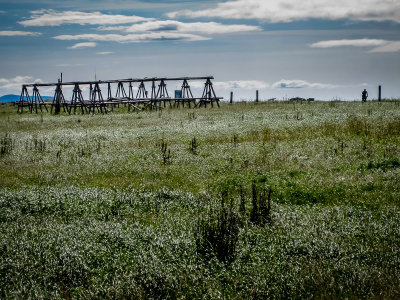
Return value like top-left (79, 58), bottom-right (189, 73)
top-left (1, 100), bottom-right (399, 299)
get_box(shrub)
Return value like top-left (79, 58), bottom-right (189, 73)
top-left (189, 137), bottom-right (198, 155)
top-left (0, 133), bottom-right (13, 156)
top-left (366, 159), bottom-right (400, 172)
top-left (159, 139), bottom-right (171, 165)
top-left (250, 181), bottom-right (272, 225)
top-left (195, 194), bottom-right (240, 265)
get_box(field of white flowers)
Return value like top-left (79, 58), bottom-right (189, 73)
top-left (1, 100), bottom-right (399, 298)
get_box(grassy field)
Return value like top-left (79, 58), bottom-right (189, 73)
top-left (1, 100), bottom-right (400, 299)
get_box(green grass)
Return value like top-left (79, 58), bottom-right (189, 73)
top-left (1, 100), bottom-right (400, 298)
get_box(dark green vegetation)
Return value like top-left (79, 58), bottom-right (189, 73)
top-left (1, 100), bottom-right (400, 298)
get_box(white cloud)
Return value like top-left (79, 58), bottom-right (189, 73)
top-left (55, 63), bottom-right (84, 67)
top-left (96, 51), bottom-right (113, 55)
top-left (310, 39), bottom-right (400, 53)
top-left (54, 32), bottom-right (210, 43)
top-left (189, 80), bottom-right (268, 90)
top-left (272, 79), bottom-right (337, 89)
top-left (0, 30), bottom-right (41, 36)
top-left (94, 20), bottom-right (259, 44)
top-left (19, 9), bottom-right (152, 26)
top-left (18, 10), bottom-right (259, 46)
top-left (0, 76), bottom-right (35, 85)
top-left (167, 0), bottom-right (400, 23)
top-left (369, 41), bottom-right (400, 53)
top-left (68, 42), bottom-right (97, 49)
top-left (310, 39), bottom-right (386, 48)
top-left (98, 25), bottom-right (130, 31)
top-left (0, 76), bottom-right (43, 94)
top-left (106, 20), bottom-right (261, 34)
top-left (215, 80), bottom-right (269, 90)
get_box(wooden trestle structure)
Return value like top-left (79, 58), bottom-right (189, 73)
top-left (17, 76), bottom-right (222, 114)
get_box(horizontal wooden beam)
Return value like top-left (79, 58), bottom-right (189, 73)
top-left (42, 97), bottom-right (223, 104)
top-left (23, 76), bottom-right (214, 87)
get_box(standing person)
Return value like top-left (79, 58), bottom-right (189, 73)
top-left (362, 89), bottom-right (368, 102)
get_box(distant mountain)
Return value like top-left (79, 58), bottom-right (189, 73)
top-left (0, 94), bottom-right (53, 103)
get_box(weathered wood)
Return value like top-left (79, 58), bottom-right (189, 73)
top-left (196, 78), bottom-right (220, 108)
top-left (17, 86), bottom-right (31, 113)
top-left (32, 86), bottom-right (48, 113)
top-left (19, 76), bottom-right (223, 114)
top-left (23, 76), bottom-right (215, 87)
top-left (378, 85), bottom-right (382, 101)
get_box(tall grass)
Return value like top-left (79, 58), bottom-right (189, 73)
top-left (0, 100), bottom-right (399, 298)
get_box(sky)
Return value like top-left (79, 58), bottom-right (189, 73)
top-left (0, 0), bottom-right (399, 101)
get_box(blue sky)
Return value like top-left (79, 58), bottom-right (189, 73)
top-left (0, 0), bottom-right (399, 100)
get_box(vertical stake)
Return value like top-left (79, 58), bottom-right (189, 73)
top-left (256, 90), bottom-right (259, 102)
top-left (230, 91), bottom-right (233, 104)
top-left (378, 85), bottom-right (382, 102)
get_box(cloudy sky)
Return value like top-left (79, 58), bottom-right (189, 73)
top-left (0, 0), bottom-right (399, 100)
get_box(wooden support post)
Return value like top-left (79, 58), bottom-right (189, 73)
top-left (91, 83), bottom-right (107, 114)
top-left (18, 85), bottom-right (31, 113)
top-left (54, 94), bottom-right (58, 114)
top-left (151, 80), bottom-right (156, 100)
top-left (71, 83), bottom-right (88, 115)
top-left (116, 82), bottom-right (127, 98)
top-left (32, 85), bottom-right (48, 113)
top-left (32, 86), bottom-right (37, 113)
top-left (107, 83), bottom-right (111, 100)
top-left (151, 80), bottom-right (157, 110)
top-left (196, 78), bottom-right (220, 108)
top-left (90, 83), bottom-right (95, 114)
top-left (90, 83), bottom-right (96, 114)
top-left (26, 87), bottom-right (33, 113)
top-left (230, 91), bottom-right (233, 104)
top-left (72, 84), bottom-right (77, 114)
top-left (52, 83), bottom-right (63, 114)
top-left (256, 90), bottom-right (259, 102)
top-left (156, 79), bottom-right (169, 107)
top-left (378, 85), bottom-right (382, 101)
top-left (177, 79), bottom-right (194, 108)
top-left (136, 81), bottom-right (147, 99)
top-left (179, 81), bottom-right (185, 108)
top-left (128, 82), bottom-right (133, 99)
top-left (127, 82), bottom-right (133, 111)
top-left (52, 74), bottom-right (63, 115)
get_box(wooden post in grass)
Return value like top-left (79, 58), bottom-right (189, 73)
top-left (256, 90), bottom-right (259, 102)
top-left (230, 91), bottom-right (233, 104)
top-left (378, 85), bottom-right (382, 102)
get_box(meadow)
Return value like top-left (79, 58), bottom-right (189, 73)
top-left (1, 100), bottom-right (399, 299)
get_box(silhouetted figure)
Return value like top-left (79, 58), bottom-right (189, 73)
top-left (362, 89), bottom-right (368, 102)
